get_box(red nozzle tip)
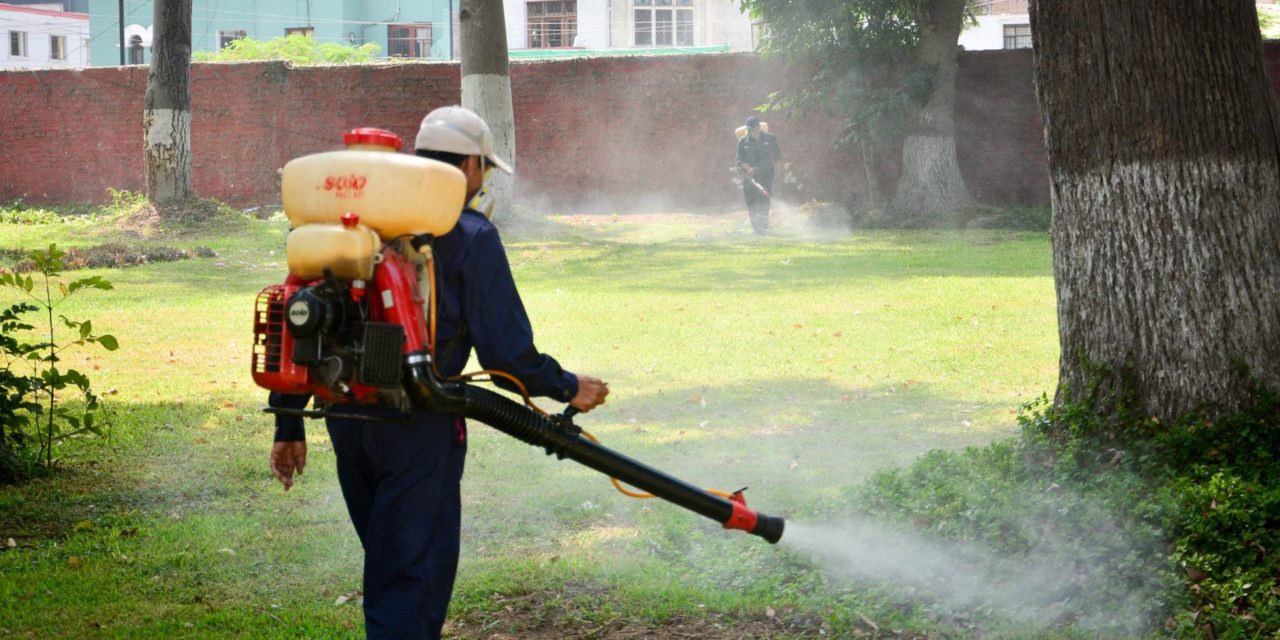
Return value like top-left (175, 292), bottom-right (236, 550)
top-left (341, 212), bottom-right (359, 227)
top-left (723, 498), bottom-right (759, 534)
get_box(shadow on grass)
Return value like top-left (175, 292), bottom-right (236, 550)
top-left (512, 236), bottom-right (1050, 296)
top-left (0, 400), bottom-right (220, 542)
top-left (462, 375), bottom-right (1015, 549)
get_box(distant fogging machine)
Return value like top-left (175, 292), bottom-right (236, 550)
top-left (250, 129), bottom-right (785, 544)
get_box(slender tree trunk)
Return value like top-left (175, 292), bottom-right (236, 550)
top-left (1030, 0), bottom-right (1280, 421)
top-left (460, 0), bottom-right (515, 219)
top-left (144, 0), bottom-right (193, 204)
top-left (859, 138), bottom-right (886, 220)
top-left (891, 0), bottom-right (973, 219)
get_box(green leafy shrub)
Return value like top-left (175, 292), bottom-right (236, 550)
top-left (104, 188), bottom-right (149, 216)
top-left (0, 202), bottom-right (60, 225)
top-left (851, 384), bottom-right (1280, 637)
top-left (193, 34), bottom-right (382, 64)
top-left (993, 205), bottom-right (1052, 232)
top-left (0, 244), bottom-right (119, 482)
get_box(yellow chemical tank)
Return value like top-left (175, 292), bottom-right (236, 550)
top-left (282, 128), bottom-right (467, 239)
top-left (286, 215), bottom-right (381, 280)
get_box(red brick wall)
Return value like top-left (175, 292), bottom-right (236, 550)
top-left (1, 49), bottom-right (1066, 210)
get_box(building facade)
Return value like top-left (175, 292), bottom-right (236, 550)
top-left (86, 0), bottom-right (455, 66)
top-left (958, 0), bottom-right (1031, 51)
top-left (1, 2), bottom-right (89, 69)
top-left (502, 0), bottom-right (753, 51)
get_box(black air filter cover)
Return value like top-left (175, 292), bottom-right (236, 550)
top-left (359, 322), bottom-right (405, 388)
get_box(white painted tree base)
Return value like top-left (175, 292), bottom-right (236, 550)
top-left (462, 74), bottom-right (515, 221)
top-left (892, 134), bottom-right (972, 217)
top-left (143, 107), bottom-right (192, 203)
top-left (1052, 158), bottom-right (1280, 418)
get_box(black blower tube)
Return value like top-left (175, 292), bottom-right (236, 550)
top-left (404, 355), bottom-right (785, 544)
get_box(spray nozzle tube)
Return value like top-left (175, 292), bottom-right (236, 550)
top-left (402, 353), bottom-right (785, 544)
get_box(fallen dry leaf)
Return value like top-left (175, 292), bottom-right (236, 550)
top-left (335, 590), bottom-right (362, 606)
top-left (857, 612), bottom-right (879, 631)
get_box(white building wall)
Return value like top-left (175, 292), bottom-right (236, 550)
top-left (504, 0), bottom-right (612, 49)
top-left (575, 0), bottom-right (607, 48)
top-left (503, 0), bottom-right (528, 48)
top-left (0, 4), bottom-right (89, 69)
top-left (504, 0), bottom-right (751, 51)
top-left (606, 0), bottom-right (752, 50)
top-left (958, 13), bottom-right (1031, 51)
top-left (701, 0), bottom-right (751, 49)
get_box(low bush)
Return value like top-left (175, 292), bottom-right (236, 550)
top-left (1, 243), bottom-right (216, 273)
top-left (0, 245), bottom-right (118, 482)
top-left (852, 385), bottom-right (1280, 638)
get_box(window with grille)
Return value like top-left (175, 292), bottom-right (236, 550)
top-left (388, 24), bottom-right (432, 57)
top-left (50, 35), bottom-right (66, 60)
top-left (285, 27), bottom-right (315, 38)
top-left (218, 30), bottom-right (247, 49)
top-left (634, 0), bottom-right (693, 47)
top-left (527, 0), bottom-right (577, 48)
top-left (9, 31), bottom-right (27, 57)
top-left (1003, 24), bottom-right (1031, 49)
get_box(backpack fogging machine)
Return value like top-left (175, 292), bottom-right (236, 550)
top-left (251, 129), bottom-right (785, 544)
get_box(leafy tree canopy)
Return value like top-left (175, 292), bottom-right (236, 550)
top-left (741, 0), bottom-right (967, 147)
top-left (193, 35), bottom-right (382, 65)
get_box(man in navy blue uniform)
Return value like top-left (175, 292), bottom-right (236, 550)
top-left (268, 106), bottom-right (610, 639)
top-left (736, 115), bottom-right (782, 234)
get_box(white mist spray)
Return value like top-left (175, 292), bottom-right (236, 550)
top-left (782, 515), bottom-right (1159, 633)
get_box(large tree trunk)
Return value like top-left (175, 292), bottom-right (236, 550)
top-left (460, 0), bottom-right (515, 220)
top-left (1030, 0), bottom-right (1280, 421)
top-left (891, 0), bottom-right (973, 219)
top-left (143, 0), bottom-right (192, 204)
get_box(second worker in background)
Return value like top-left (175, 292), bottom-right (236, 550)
top-left (736, 115), bottom-right (782, 234)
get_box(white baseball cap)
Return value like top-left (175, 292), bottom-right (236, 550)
top-left (414, 106), bottom-right (513, 175)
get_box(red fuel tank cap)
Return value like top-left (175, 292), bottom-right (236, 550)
top-left (343, 127), bottom-right (403, 151)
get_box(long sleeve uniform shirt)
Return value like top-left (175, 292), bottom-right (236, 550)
top-left (269, 207), bottom-right (579, 441)
top-left (736, 132), bottom-right (781, 174)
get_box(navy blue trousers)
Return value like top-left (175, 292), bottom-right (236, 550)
top-left (326, 410), bottom-right (467, 640)
top-left (743, 169), bottom-right (774, 232)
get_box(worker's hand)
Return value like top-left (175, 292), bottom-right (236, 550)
top-left (270, 440), bottom-right (307, 491)
top-left (743, 165), bottom-right (756, 176)
top-left (570, 375), bottom-right (609, 413)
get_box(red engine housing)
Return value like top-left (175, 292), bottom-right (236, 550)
top-left (251, 246), bottom-right (432, 403)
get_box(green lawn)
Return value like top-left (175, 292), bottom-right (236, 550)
top-left (0, 207), bottom-right (1059, 638)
